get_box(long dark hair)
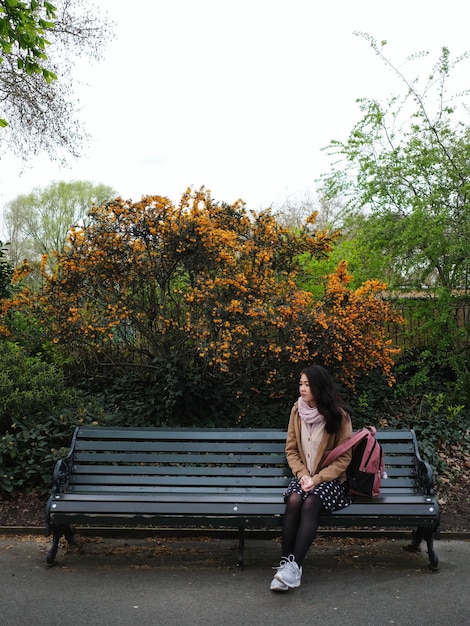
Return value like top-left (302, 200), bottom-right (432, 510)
top-left (300, 364), bottom-right (349, 434)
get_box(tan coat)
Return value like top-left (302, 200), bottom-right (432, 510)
top-left (285, 402), bottom-right (353, 484)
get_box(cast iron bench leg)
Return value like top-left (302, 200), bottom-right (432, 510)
top-left (237, 526), bottom-right (245, 569)
top-left (46, 523), bottom-right (75, 566)
top-left (404, 527), bottom-right (439, 571)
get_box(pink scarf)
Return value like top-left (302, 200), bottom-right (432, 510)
top-left (298, 396), bottom-right (325, 433)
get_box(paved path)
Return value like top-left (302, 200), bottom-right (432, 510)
top-left (1, 534), bottom-right (469, 626)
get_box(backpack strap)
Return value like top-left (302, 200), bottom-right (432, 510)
top-left (320, 426), bottom-right (376, 469)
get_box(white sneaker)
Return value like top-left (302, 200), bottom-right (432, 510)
top-left (270, 576), bottom-right (289, 591)
top-left (270, 557), bottom-right (289, 591)
top-left (274, 554), bottom-right (302, 588)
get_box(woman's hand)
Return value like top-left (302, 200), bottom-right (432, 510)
top-left (300, 475), bottom-right (315, 492)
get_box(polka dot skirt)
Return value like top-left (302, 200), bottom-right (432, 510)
top-left (284, 477), bottom-right (351, 512)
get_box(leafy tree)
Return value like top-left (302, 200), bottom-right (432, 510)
top-left (0, 0), bottom-right (113, 160)
top-left (319, 35), bottom-right (470, 399)
top-left (274, 191), bottom-right (347, 232)
top-left (4, 180), bottom-right (117, 269)
top-left (0, 240), bottom-right (13, 299)
top-left (299, 211), bottom-right (398, 297)
top-left (320, 36), bottom-right (470, 291)
top-left (4, 188), bottom-right (401, 410)
top-left (274, 193), bottom-right (387, 297)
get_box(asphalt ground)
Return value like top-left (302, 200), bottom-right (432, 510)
top-left (1, 533), bottom-right (469, 626)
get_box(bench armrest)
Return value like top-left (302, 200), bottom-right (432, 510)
top-left (411, 429), bottom-right (435, 496)
top-left (50, 426), bottom-right (79, 495)
top-left (51, 456), bottom-right (73, 494)
top-left (46, 449), bottom-right (75, 534)
top-left (416, 458), bottom-right (435, 496)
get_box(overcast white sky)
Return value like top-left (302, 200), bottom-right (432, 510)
top-left (1, 0), bottom-right (469, 229)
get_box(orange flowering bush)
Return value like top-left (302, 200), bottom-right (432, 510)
top-left (2, 188), bottom-right (401, 409)
top-left (311, 261), bottom-right (402, 388)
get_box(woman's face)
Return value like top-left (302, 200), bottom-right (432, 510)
top-left (299, 373), bottom-right (315, 406)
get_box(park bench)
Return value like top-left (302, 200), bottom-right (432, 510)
top-left (45, 426), bottom-right (440, 569)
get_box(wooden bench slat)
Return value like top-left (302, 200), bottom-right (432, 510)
top-left (74, 442), bottom-right (416, 455)
top-left (69, 475), bottom-right (289, 487)
top-left (383, 455), bottom-right (416, 464)
top-left (379, 443), bottom-right (416, 454)
top-left (64, 483), bottom-right (421, 495)
top-left (374, 431), bottom-right (414, 442)
top-left (74, 440), bottom-right (287, 453)
top-left (71, 464), bottom-right (289, 476)
top-left (381, 468), bottom-right (416, 477)
top-left (73, 452), bottom-right (288, 464)
top-left (48, 499), bottom-right (438, 520)
top-left (69, 468), bottom-right (418, 483)
top-left (50, 497), bottom-right (436, 513)
top-left (72, 452), bottom-right (416, 464)
top-left (67, 484), bottom-right (287, 492)
top-left (68, 478), bottom-right (417, 490)
top-left (52, 491), bottom-right (436, 505)
top-left (75, 427), bottom-right (287, 441)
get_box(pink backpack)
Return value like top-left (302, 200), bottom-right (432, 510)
top-left (321, 426), bottom-right (385, 497)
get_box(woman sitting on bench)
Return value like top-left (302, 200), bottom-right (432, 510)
top-left (270, 364), bottom-right (353, 592)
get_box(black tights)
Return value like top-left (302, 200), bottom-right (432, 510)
top-left (281, 493), bottom-right (323, 566)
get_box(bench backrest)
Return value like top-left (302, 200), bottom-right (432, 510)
top-left (69, 427), bottom-right (290, 495)
top-left (66, 427), bottom-right (423, 495)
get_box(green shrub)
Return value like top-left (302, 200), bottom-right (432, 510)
top-left (0, 400), bottom-right (118, 495)
top-left (342, 354), bottom-right (470, 488)
top-left (0, 340), bottom-right (88, 495)
top-left (0, 341), bottom-right (79, 433)
top-left (77, 360), bottom-right (295, 429)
